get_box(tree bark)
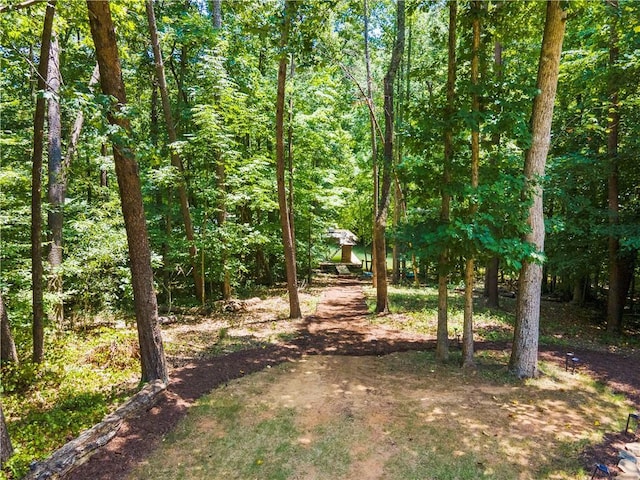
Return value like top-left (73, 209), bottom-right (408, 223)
top-left (375, 0), bottom-right (404, 314)
top-left (510, 0), bottom-right (567, 379)
top-left (287, 54), bottom-right (296, 259)
top-left (146, 0), bottom-right (204, 304)
top-left (606, 0), bottom-right (623, 334)
top-left (211, 0), bottom-right (221, 29)
top-left (363, 0), bottom-right (378, 284)
top-left (462, 0), bottom-right (481, 369)
top-left (31, 0), bottom-right (56, 364)
top-left (1, 292), bottom-right (19, 364)
top-left (436, 0), bottom-right (456, 362)
top-left (0, 402), bottom-right (12, 467)
top-left (47, 33), bottom-right (64, 327)
top-left (276, 0), bottom-right (302, 319)
top-left (87, 0), bottom-right (168, 383)
top-left (485, 256), bottom-right (500, 308)
top-left (484, 39), bottom-right (502, 309)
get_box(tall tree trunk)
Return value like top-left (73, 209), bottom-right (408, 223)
top-left (392, 24), bottom-right (409, 285)
top-left (87, 0), bottom-right (168, 384)
top-left (145, 0), bottom-right (204, 304)
top-left (31, 0), bottom-right (56, 364)
top-left (462, 0), bottom-right (481, 369)
top-left (375, 0), bottom-right (405, 314)
top-left (509, 0), bottom-right (567, 379)
top-left (276, 0), bottom-right (301, 319)
top-left (47, 33), bottom-right (64, 327)
top-left (0, 402), bottom-right (12, 467)
top-left (211, 0), bottom-right (221, 29)
top-left (1, 292), bottom-right (19, 364)
top-left (364, 0), bottom-right (378, 283)
top-left (287, 54), bottom-right (296, 257)
top-left (209, 1), bottom-right (231, 299)
top-left (606, 0), bottom-right (623, 334)
top-left (436, 0), bottom-right (456, 362)
top-left (485, 39), bottom-right (502, 309)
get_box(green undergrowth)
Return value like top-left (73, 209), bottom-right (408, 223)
top-left (369, 283), bottom-right (632, 351)
top-left (1, 327), bottom-right (140, 479)
top-left (0, 286), bottom-right (312, 479)
top-left (367, 284), bottom-right (515, 343)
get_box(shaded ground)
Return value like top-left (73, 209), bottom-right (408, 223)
top-left (68, 278), bottom-right (640, 479)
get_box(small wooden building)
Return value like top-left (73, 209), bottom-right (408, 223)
top-left (326, 228), bottom-right (361, 266)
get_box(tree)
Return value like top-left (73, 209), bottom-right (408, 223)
top-left (484, 32), bottom-right (503, 310)
top-left (363, 0), bottom-right (378, 286)
top-left (145, 0), bottom-right (204, 303)
top-left (510, 0), bottom-right (567, 378)
top-left (47, 31), bottom-right (64, 327)
top-left (436, 0), bottom-right (457, 362)
top-left (0, 402), bottom-right (12, 467)
top-left (87, 0), bottom-right (168, 383)
top-left (374, 0), bottom-right (405, 314)
top-left (605, 0), bottom-right (625, 334)
top-left (0, 291), bottom-right (19, 364)
top-left (276, 0), bottom-right (302, 319)
top-left (31, 0), bottom-right (56, 364)
top-left (462, 0), bottom-right (481, 369)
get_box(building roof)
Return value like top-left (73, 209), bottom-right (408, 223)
top-left (326, 228), bottom-right (358, 246)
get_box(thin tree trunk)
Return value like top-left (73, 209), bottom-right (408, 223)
top-left (208, 1), bottom-right (232, 299)
top-left (211, 0), bottom-right (221, 29)
top-left (606, 0), bottom-right (623, 334)
top-left (436, 0), bottom-right (456, 362)
top-left (145, 0), bottom-right (204, 303)
top-left (1, 292), bottom-right (19, 364)
top-left (462, 0), bottom-right (481, 369)
top-left (276, 0), bottom-right (301, 319)
top-left (287, 54), bottom-right (296, 262)
top-left (31, 0), bottom-right (56, 364)
top-left (0, 402), bottom-right (12, 467)
top-left (510, 0), bottom-right (567, 379)
top-left (364, 0), bottom-right (378, 285)
top-left (47, 33), bottom-right (64, 327)
top-left (485, 39), bottom-right (502, 309)
top-left (100, 143), bottom-right (109, 189)
top-left (392, 29), bottom-right (409, 286)
top-left (87, 0), bottom-right (168, 383)
top-left (375, 0), bottom-right (404, 314)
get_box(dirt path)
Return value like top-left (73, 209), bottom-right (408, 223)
top-left (67, 279), bottom-right (639, 479)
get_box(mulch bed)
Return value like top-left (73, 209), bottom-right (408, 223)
top-left (67, 278), bottom-right (639, 479)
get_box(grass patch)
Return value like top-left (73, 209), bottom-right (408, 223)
top-left (129, 352), bottom-right (630, 479)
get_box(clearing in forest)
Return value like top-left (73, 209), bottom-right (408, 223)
top-left (70, 280), bottom-right (636, 480)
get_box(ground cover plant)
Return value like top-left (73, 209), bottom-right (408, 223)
top-left (0, 286), bottom-right (321, 479)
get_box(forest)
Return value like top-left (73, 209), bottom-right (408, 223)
top-left (1, 0), bottom-right (639, 478)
